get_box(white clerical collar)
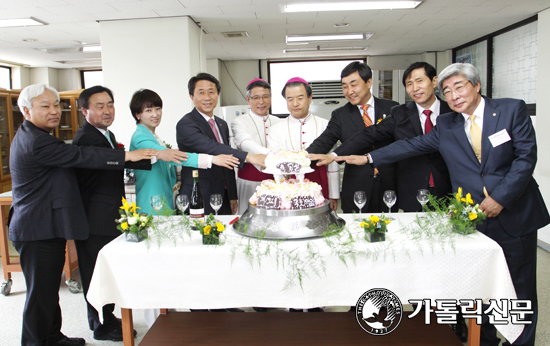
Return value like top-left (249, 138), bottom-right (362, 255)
top-left (461, 97), bottom-right (485, 122)
top-left (250, 110), bottom-right (269, 121)
top-left (415, 98), bottom-right (441, 116)
top-left (289, 112), bottom-right (312, 123)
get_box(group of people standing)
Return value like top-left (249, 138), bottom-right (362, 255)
top-left (7, 59), bottom-right (548, 346)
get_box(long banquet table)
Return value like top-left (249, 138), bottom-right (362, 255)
top-left (86, 213), bottom-right (522, 346)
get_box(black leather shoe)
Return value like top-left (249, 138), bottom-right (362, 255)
top-left (54, 337), bottom-right (85, 346)
top-left (450, 318), bottom-right (468, 342)
top-left (306, 307), bottom-right (324, 312)
top-left (94, 328), bottom-right (137, 342)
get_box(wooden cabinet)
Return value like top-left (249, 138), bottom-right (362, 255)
top-left (57, 89), bottom-right (84, 143)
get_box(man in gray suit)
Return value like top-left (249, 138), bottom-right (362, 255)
top-left (9, 84), bottom-right (156, 346)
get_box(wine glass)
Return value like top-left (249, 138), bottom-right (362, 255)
top-left (210, 194), bottom-right (223, 216)
top-left (383, 190), bottom-right (397, 220)
top-left (176, 195), bottom-right (189, 214)
top-left (151, 195), bottom-right (163, 213)
top-left (354, 191), bottom-right (367, 221)
top-left (416, 189), bottom-right (429, 212)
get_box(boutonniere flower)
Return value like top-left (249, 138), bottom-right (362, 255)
top-left (163, 141), bottom-right (172, 149)
top-left (376, 114), bottom-right (387, 124)
top-left (116, 142), bottom-right (125, 150)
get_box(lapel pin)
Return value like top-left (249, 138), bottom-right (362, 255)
top-left (493, 113), bottom-right (496, 116)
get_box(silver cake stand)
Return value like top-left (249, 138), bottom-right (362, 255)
top-left (233, 200), bottom-right (346, 240)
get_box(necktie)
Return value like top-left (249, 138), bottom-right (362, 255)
top-left (470, 115), bottom-right (482, 162)
top-left (423, 110), bottom-right (435, 187)
top-left (361, 104), bottom-right (373, 127)
top-left (208, 118), bottom-right (222, 143)
top-left (361, 104), bottom-right (378, 176)
top-left (104, 130), bottom-right (114, 148)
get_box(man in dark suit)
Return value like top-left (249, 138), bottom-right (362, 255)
top-left (177, 73), bottom-right (265, 215)
top-left (336, 63), bottom-right (549, 346)
top-left (72, 86), bottom-right (156, 341)
top-left (312, 62), bottom-right (452, 212)
top-left (9, 84), bottom-right (156, 346)
top-left (307, 61), bottom-right (398, 213)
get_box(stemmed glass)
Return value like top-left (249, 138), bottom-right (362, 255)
top-left (416, 189), bottom-right (429, 212)
top-left (176, 195), bottom-right (189, 214)
top-left (383, 190), bottom-right (397, 220)
top-left (354, 191), bottom-right (367, 221)
top-left (210, 194), bottom-right (223, 216)
top-left (151, 195), bottom-right (163, 213)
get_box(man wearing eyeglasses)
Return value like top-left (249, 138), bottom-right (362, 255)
top-left (333, 63), bottom-right (548, 346)
top-left (231, 78), bottom-right (281, 214)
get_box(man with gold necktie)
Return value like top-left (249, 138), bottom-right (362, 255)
top-left (307, 62), bottom-right (398, 213)
top-left (334, 63), bottom-right (548, 346)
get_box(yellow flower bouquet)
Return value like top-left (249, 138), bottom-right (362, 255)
top-left (448, 187), bottom-right (486, 234)
top-left (194, 214), bottom-right (225, 245)
top-left (116, 197), bottom-right (153, 242)
top-left (360, 214), bottom-right (391, 242)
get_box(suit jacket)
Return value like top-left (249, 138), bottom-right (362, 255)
top-left (130, 124), bottom-right (198, 214)
top-left (73, 121), bottom-right (151, 237)
top-left (9, 120), bottom-right (126, 242)
top-left (176, 108), bottom-right (247, 214)
top-left (370, 97), bottom-right (550, 237)
top-left (307, 97), bottom-right (399, 212)
top-left (334, 99), bottom-right (453, 211)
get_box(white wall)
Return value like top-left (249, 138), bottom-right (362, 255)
top-left (206, 58), bottom-right (222, 116)
top-left (367, 54), bottom-right (423, 70)
top-left (100, 16), bottom-right (205, 148)
top-left (535, 8), bottom-right (550, 247)
top-left (58, 69), bottom-right (81, 91)
top-left (220, 60), bottom-right (263, 107)
top-left (11, 66), bottom-right (30, 90)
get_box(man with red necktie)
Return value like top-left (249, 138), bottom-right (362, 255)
top-left (311, 62), bottom-right (452, 213)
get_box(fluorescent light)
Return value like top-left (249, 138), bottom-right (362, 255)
top-left (282, 1), bottom-right (422, 12)
top-left (82, 45), bottom-right (101, 52)
top-left (284, 46), bottom-right (368, 53)
top-left (0, 17), bottom-right (47, 28)
top-left (287, 32), bottom-right (372, 43)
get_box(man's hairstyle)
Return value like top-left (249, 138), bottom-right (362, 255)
top-left (402, 62), bottom-right (437, 86)
top-left (188, 73), bottom-right (221, 96)
top-left (18, 84), bottom-right (60, 112)
top-left (341, 61), bottom-right (372, 83)
top-left (281, 81), bottom-right (312, 98)
top-left (79, 85), bottom-right (114, 110)
top-left (246, 80), bottom-right (272, 98)
top-left (129, 89), bottom-right (163, 124)
top-left (438, 63), bottom-right (481, 92)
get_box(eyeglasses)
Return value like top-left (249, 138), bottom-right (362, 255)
top-left (250, 95), bottom-right (271, 101)
top-left (442, 80), bottom-right (471, 98)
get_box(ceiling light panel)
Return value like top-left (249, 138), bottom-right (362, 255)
top-left (282, 1), bottom-right (422, 13)
top-left (0, 17), bottom-right (48, 28)
top-left (286, 32), bottom-right (373, 43)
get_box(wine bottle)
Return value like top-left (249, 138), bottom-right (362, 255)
top-left (189, 170), bottom-right (204, 227)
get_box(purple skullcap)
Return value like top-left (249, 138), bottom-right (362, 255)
top-left (247, 78), bottom-right (267, 87)
top-left (285, 77), bottom-right (308, 85)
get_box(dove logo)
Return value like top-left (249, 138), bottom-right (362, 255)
top-left (356, 288), bottom-right (403, 336)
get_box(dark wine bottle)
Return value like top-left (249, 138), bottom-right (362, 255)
top-left (189, 170), bottom-right (204, 227)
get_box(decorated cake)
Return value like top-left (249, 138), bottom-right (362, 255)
top-left (249, 178), bottom-right (325, 210)
top-left (265, 150), bottom-right (311, 174)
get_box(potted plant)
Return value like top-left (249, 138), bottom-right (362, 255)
top-left (116, 197), bottom-right (153, 242)
top-left (448, 187), bottom-right (486, 235)
top-left (360, 214), bottom-right (391, 243)
top-left (194, 214), bottom-right (225, 245)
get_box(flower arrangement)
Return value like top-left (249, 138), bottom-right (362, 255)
top-left (360, 214), bottom-right (391, 242)
top-left (116, 197), bottom-right (153, 242)
top-left (116, 142), bottom-right (125, 149)
top-left (194, 214), bottom-right (225, 245)
top-left (448, 187), bottom-right (486, 234)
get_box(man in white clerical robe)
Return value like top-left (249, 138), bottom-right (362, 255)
top-left (231, 78), bottom-right (281, 214)
top-left (268, 77), bottom-right (340, 211)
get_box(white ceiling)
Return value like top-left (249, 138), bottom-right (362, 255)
top-left (0, 0), bottom-right (549, 69)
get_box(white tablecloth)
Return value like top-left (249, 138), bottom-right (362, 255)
top-left (87, 213), bottom-right (522, 342)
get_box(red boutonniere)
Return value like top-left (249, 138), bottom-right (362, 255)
top-left (116, 142), bottom-right (125, 150)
